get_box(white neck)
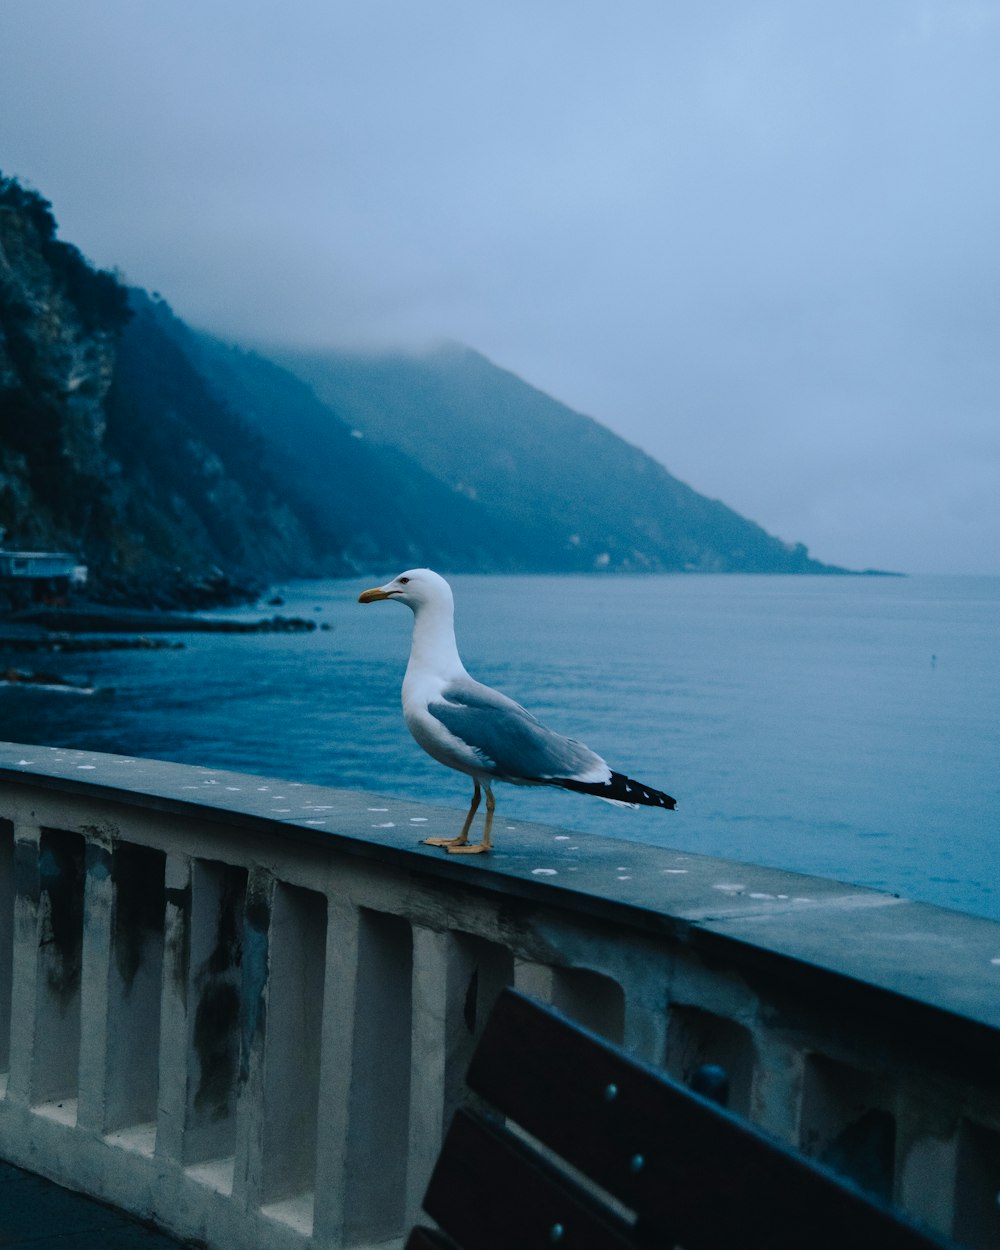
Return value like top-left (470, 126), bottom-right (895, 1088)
top-left (405, 596), bottom-right (467, 684)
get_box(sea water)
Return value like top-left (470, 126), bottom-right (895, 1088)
top-left (1, 574), bottom-right (998, 921)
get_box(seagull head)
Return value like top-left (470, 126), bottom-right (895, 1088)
top-left (358, 568), bottom-right (453, 613)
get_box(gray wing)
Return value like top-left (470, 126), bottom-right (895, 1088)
top-left (429, 677), bottom-right (606, 783)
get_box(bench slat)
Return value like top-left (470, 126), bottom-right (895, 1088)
top-left (422, 1107), bottom-right (638, 1250)
top-left (465, 990), bottom-right (954, 1250)
top-left (406, 1227), bottom-right (459, 1250)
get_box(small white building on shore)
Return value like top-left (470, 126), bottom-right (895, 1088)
top-left (0, 528), bottom-right (87, 608)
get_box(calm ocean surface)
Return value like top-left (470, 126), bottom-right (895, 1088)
top-left (2, 574), bottom-right (998, 922)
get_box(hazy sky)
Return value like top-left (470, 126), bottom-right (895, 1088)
top-left (2, 1), bottom-right (998, 574)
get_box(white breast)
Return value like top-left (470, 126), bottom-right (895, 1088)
top-left (402, 672), bottom-right (485, 779)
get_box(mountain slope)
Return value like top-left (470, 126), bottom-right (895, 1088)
top-left (184, 324), bottom-right (550, 572)
top-left (1, 170), bottom-right (849, 611)
top-left (105, 293), bottom-right (350, 593)
top-left (275, 343), bottom-right (843, 574)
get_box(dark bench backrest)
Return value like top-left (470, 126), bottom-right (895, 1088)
top-left (408, 988), bottom-right (957, 1250)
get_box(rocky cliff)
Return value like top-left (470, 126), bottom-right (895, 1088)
top-left (0, 175), bottom-right (348, 606)
top-left (0, 178), bottom-right (126, 556)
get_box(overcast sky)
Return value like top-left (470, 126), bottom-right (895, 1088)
top-left (2, 1), bottom-right (998, 574)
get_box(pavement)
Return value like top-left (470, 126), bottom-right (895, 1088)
top-left (0, 1160), bottom-right (188, 1248)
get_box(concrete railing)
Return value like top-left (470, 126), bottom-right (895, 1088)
top-left (0, 742), bottom-right (998, 1250)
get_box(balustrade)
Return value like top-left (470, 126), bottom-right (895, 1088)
top-left (0, 743), bottom-right (997, 1249)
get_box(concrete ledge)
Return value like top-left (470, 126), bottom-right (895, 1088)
top-left (1, 742), bottom-right (996, 1037)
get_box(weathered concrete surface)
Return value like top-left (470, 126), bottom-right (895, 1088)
top-left (0, 741), bottom-right (996, 1038)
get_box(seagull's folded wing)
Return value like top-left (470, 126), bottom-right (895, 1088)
top-left (429, 679), bottom-right (609, 784)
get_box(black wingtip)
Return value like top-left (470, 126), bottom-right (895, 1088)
top-left (558, 771), bottom-right (676, 809)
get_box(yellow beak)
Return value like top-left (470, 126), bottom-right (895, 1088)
top-left (358, 586), bottom-right (392, 603)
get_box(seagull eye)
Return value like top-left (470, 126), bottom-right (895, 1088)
top-left (398, 577), bottom-right (410, 585)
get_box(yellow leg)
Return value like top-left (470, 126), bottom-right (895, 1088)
top-left (448, 785), bottom-right (494, 854)
top-left (423, 780), bottom-right (480, 847)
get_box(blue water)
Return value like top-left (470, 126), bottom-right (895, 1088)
top-left (2, 575), bottom-right (998, 921)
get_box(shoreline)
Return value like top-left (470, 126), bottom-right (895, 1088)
top-left (5, 605), bottom-right (320, 635)
top-left (0, 606), bottom-right (322, 673)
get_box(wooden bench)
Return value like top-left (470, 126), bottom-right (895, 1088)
top-left (407, 988), bottom-right (957, 1250)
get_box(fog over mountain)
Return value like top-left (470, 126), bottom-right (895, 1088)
top-left (1, 175), bottom-right (850, 608)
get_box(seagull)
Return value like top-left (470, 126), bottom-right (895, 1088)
top-left (358, 568), bottom-right (676, 854)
